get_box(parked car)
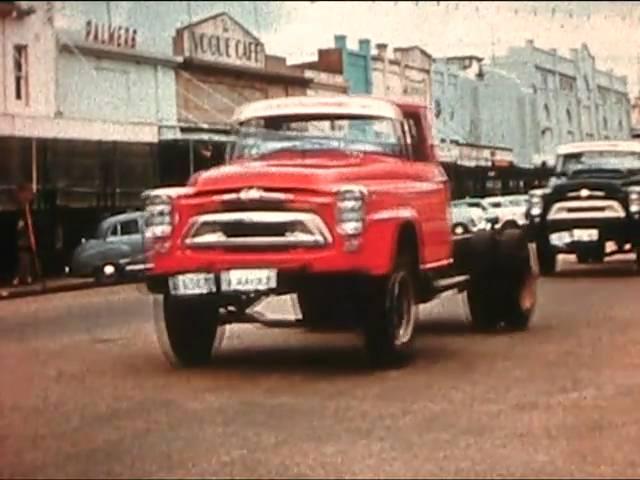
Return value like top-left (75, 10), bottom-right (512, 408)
top-left (450, 201), bottom-right (494, 235)
top-left (142, 95), bottom-right (537, 370)
top-left (70, 211), bottom-right (149, 283)
top-left (483, 195), bottom-right (528, 230)
top-left (527, 140), bottom-right (640, 275)
top-left (451, 198), bottom-right (499, 231)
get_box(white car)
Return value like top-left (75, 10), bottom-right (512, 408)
top-left (450, 200), bottom-right (500, 235)
top-left (483, 195), bottom-right (529, 230)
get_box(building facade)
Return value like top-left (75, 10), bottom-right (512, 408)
top-left (291, 34), bottom-right (370, 96)
top-left (371, 43), bottom-right (432, 106)
top-left (0, 1), bottom-right (182, 278)
top-left (491, 40), bottom-right (632, 166)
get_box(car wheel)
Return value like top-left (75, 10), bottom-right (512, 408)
top-left (363, 249), bottom-right (419, 368)
top-left (161, 294), bottom-right (219, 367)
top-left (95, 263), bottom-right (120, 284)
top-left (452, 223), bottom-right (469, 236)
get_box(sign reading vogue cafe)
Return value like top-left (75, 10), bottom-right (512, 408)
top-left (177, 13), bottom-right (266, 69)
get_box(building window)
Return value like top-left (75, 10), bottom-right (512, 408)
top-left (13, 44), bottom-right (28, 103)
top-left (603, 116), bottom-right (608, 131)
top-left (560, 75), bottom-right (575, 93)
top-left (543, 104), bottom-right (551, 123)
top-left (566, 108), bottom-right (573, 126)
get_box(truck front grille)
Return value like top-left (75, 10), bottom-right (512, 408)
top-left (547, 199), bottom-right (626, 221)
top-left (183, 210), bottom-right (333, 249)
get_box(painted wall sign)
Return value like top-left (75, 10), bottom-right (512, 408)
top-left (85, 19), bottom-right (138, 50)
top-left (181, 13), bottom-right (265, 69)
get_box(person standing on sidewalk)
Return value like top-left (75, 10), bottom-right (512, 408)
top-left (12, 216), bottom-right (34, 286)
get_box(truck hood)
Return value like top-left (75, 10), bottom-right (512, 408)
top-left (193, 152), bottom-right (403, 193)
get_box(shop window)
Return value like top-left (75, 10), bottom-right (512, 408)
top-left (13, 44), bottom-right (28, 103)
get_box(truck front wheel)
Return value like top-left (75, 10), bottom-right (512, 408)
top-left (161, 294), bottom-right (220, 367)
top-left (363, 251), bottom-right (418, 367)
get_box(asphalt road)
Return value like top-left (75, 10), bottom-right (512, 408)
top-left (2, 255), bottom-right (640, 478)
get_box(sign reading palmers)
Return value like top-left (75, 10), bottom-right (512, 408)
top-left (85, 19), bottom-right (138, 50)
top-left (179, 13), bottom-right (265, 69)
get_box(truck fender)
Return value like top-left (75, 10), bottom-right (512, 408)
top-left (368, 207), bottom-right (423, 274)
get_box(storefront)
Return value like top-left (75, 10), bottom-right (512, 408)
top-left (161, 13), bottom-right (313, 185)
top-left (0, 7), bottom-right (178, 280)
top-left (439, 141), bottom-right (553, 199)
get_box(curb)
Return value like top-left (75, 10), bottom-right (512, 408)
top-left (0, 279), bottom-right (142, 302)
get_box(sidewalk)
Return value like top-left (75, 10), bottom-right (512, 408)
top-left (0, 276), bottom-right (134, 301)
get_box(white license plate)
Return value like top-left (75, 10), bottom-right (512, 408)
top-left (169, 273), bottom-right (216, 296)
top-left (220, 269), bottom-right (277, 292)
top-left (572, 228), bottom-right (599, 242)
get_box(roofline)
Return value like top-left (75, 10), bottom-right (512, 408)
top-left (175, 12), bottom-right (261, 45)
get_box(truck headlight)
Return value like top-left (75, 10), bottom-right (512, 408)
top-left (336, 185), bottom-right (367, 236)
top-left (144, 195), bottom-right (174, 241)
top-left (528, 189), bottom-right (546, 217)
top-left (629, 188), bottom-right (640, 215)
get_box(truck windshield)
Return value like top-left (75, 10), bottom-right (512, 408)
top-left (557, 151), bottom-right (640, 174)
top-left (230, 116), bottom-right (407, 161)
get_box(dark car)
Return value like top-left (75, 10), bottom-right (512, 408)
top-left (70, 211), bottom-right (149, 283)
top-left (527, 141), bottom-right (640, 275)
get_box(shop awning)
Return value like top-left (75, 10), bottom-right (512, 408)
top-left (0, 114), bottom-right (159, 143)
top-left (159, 125), bottom-right (236, 143)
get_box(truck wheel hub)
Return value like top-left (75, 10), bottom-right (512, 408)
top-left (387, 271), bottom-right (416, 346)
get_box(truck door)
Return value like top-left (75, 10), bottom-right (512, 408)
top-left (403, 110), bottom-right (453, 266)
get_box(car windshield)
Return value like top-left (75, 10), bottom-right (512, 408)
top-left (230, 116), bottom-right (407, 161)
top-left (557, 151), bottom-right (640, 174)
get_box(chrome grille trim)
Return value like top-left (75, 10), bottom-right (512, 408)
top-left (184, 210), bottom-right (333, 248)
top-left (547, 199), bottom-right (626, 220)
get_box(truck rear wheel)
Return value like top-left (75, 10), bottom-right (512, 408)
top-left (162, 294), bottom-right (219, 367)
top-left (363, 251), bottom-right (418, 368)
top-left (467, 230), bottom-right (536, 332)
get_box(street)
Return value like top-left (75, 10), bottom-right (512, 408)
top-left (2, 256), bottom-right (640, 478)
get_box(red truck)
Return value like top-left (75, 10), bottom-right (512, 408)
top-left (143, 95), bottom-right (537, 369)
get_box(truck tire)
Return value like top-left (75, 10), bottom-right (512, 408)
top-left (466, 231), bottom-right (500, 331)
top-left (467, 230), bottom-right (536, 332)
top-left (495, 229), bottom-right (537, 331)
top-left (576, 251), bottom-right (590, 264)
top-left (363, 250), bottom-right (418, 368)
top-left (536, 238), bottom-right (556, 276)
top-left (162, 294), bottom-right (219, 367)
